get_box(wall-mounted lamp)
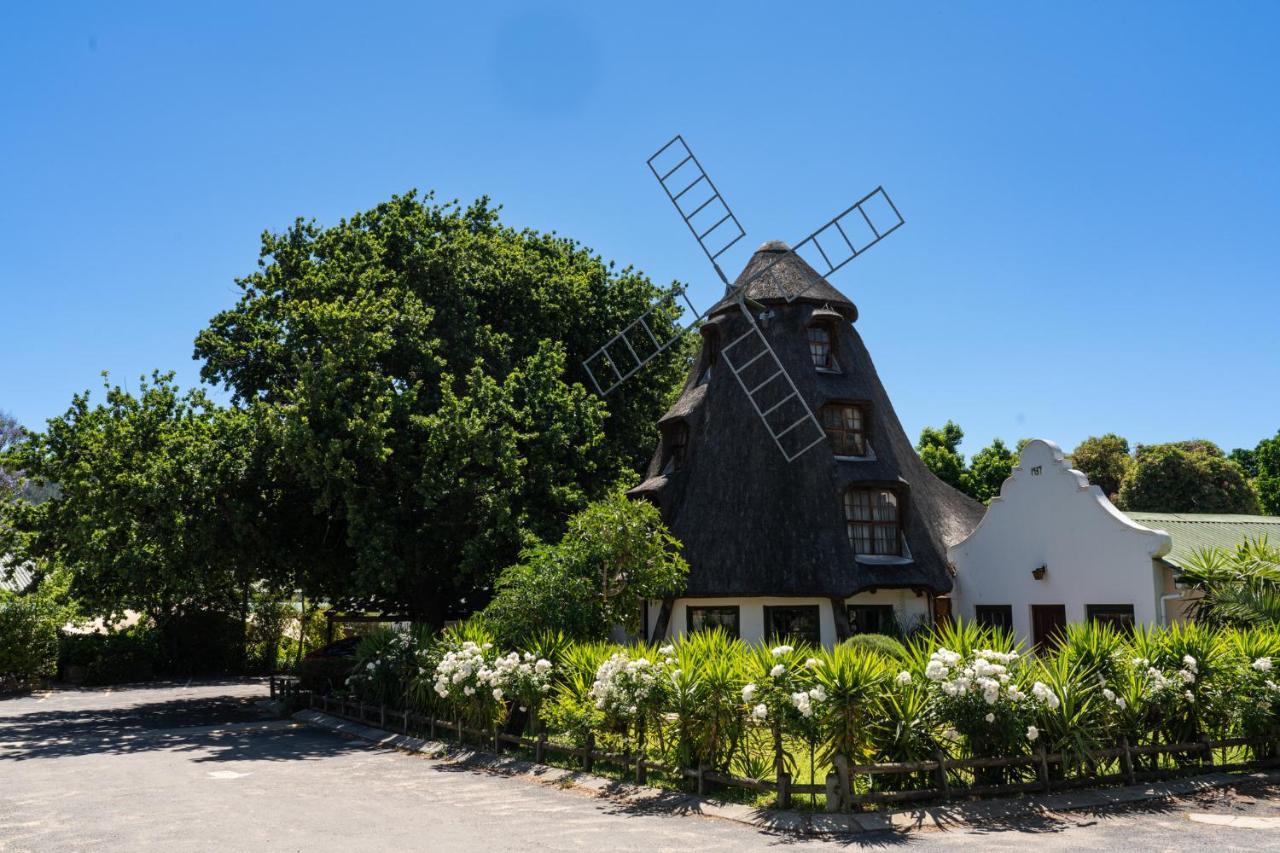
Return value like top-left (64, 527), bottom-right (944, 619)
top-left (1031, 565), bottom-right (1047, 581)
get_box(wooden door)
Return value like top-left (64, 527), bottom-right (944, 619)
top-left (1031, 604), bottom-right (1066, 652)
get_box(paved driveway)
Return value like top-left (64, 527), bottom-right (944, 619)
top-left (3, 681), bottom-right (1279, 851)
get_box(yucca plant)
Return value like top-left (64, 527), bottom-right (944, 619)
top-left (1179, 538), bottom-right (1280, 627)
top-left (875, 679), bottom-right (936, 789)
top-left (1059, 621), bottom-right (1126, 686)
top-left (812, 644), bottom-right (889, 801)
top-left (1030, 652), bottom-right (1106, 777)
top-left (667, 629), bottom-right (749, 771)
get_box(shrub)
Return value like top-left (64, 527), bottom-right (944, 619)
top-left (842, 633), bottom-right (909, 661)
top-left (59, 624), bottom-right (159, 685)
top-left (0, 594), bottom-right (61, 690)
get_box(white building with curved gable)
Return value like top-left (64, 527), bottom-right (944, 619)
top-left (947, 439), bottom-right (1175, 648)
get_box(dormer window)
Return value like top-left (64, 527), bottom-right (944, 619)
top-left (661, 422), bottom-right (689, 474)
top-left (820, 402), bottom-right (867, 457)
top-left (807, 324), bottom-right (834, 369)
top-left (843, 488), bottom-right (901, 556)
top-left (697, 328), bottom-right (720, 385)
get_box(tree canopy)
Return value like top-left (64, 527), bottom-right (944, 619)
top-left (1069, 434), bottom-right (1133, 501)
top-left (192, 192), bottom-right (687, 621)
top-left (1117, 440), bottom-right (1259, 514)
top-left (916, 422), bottom-right (1018, 503)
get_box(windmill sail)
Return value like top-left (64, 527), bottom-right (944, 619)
top-left (582, 135), bottom-right (903, 463)
top-left (719, 303), bottom-right (827, 462)
top-left (739, 187), bottom-right (904, 302)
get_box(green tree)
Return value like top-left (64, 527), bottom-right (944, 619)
top-left (1069, 434), bottom-right (1133, 500)
top-left (1117, 440), bottom-right (1259, 514)
top-left (967, 438), bottom-right (1017, 503)
top-left (1232, 431), bottom-right (1280, 516)
top-left (482, 491), bottom-right (689, 645)
top-left (0, 373), bottom-right (339, 670)
top-left (194, 192), bottom-right (687, 622)
top-left (917, 421), bottom-right (967, 492)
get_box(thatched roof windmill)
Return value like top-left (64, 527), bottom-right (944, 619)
top-left (585, 137), bottom-right (985, 646)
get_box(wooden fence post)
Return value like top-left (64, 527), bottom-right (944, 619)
top-left (380, 704), bottom-right (386, 728)
top-left (456, 717), bottom-right (464, 743)
top-left (583, 733), bottom-right (594, 772)
top-left (697, 763), bottom-right (708, 797)
top-left (1120, 737), bottom-right (1136, 785)
top-left (635, 721), bottom-right (647, 785)
top-left (934, 749), bottom-right (951, 800)
top-left (429, 714), bottom-right (437, 740)
top-left (269, 676), bottom-right (276, 699)
top-left (536, 731), bottom-right (547, 765)
top-left (777, 771), bottom-right (792, 810)
top-left (1200, 735), bottom-right (1214, 769)
top-left (1036, 745), bottom-right (1050, 793)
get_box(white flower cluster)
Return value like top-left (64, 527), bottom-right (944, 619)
top-left (589, 652), bottom-right (665, 718)
top-left (925, 647), bottom-right (1026, 707)
top-left (741, 682), bottom-right (768, 721)
top-left (487, 651), bottom-right (554, 708)
top-left (1139, 654), bottom-right (1198, 703)
top-left (433, 641), bottom-right (494, 700)
top-left (1100, 687), bottom-right (1127, 711)
top-left (432, 642), bottom-right (553, 706)
top-left (790, 684), bottom-right (826, 718)
top-left (1252, 657), bottom-right (1273, 673)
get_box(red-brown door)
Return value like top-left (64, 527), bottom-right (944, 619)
top-left (1031, 604), bottom-right (1067, 652)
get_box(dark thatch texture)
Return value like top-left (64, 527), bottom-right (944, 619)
top-left (630, 243), bottom-right (984, 598)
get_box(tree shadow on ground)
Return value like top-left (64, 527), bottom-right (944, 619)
top-left (0, 693), bottom-right (362, 764)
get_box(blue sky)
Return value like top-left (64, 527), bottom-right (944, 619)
top-left (2, 1), bottom-right (1277, 459)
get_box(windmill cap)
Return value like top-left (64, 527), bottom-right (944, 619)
top-left (756, 240), bottom-right (791, 253)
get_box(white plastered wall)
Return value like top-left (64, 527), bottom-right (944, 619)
top-left (647, 589), bottom-right (930, 648)
top-left (948, 439), bottom-right (1173, 646)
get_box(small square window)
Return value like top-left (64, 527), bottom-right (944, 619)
top-left (847, 604), bottom-right (895, 636)
top-left (974, 605), bottom-right (1013, 631)
top-left (686, 606), bottom-right (740, 638)
top-left (1086, 604), bottom-right (1135, 632)
top-left (764, 605), bottom-right (821, 646)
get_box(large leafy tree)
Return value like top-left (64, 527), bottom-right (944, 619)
top-left (1069, 434), bottom-right (1133, 501)
top-left (966, 438), bottom-right (1017, 503)
top-left (194, 192), bottom-right (686, 622)
top-left (1117, 440), bottom-right (1259, 513)
top-left (917, 421), bottom-right (967, 492)
top-left (0, 410), bottom-right (23, 498)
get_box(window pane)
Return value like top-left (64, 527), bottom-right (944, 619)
top-left (975, 605), bottom-right (1013, 630)
top-left (767, 606), bottom-right (820, 645)
top-left (688, 607), bottom-right (739, 638)
top-left (872, 491), bottom-right (898, 522)
top-left (807, 326), bottom-right (832, 368)
top-left (1086, 604), bottom-right (1135, 632)
top-left (848, 604), bottom-right (894, 636)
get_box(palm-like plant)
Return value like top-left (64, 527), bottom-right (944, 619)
top-left (1179, 537), bottom-right (1280, 627)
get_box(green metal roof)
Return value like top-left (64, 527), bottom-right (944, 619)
top-left (1122, 512), bottom-right (1280, 568)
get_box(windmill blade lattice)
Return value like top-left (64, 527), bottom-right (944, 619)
top-left (647, 135), bottom-right (746, 287)
top-left (720, 303), bottom-right (827, 462)
top-left (582, 134), bottom-right (902, 463)
top-left (739, 186), bottom-right (905, 302)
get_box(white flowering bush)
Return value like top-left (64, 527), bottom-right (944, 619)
top-left (432, 639), bottom-right (500, 722)
top-left (345, 626), bottom-right (423, 706)
top-left (487, 651), bottom-right (554, 713)
top-left (911, 644), bottom-right (1050, 756)
top-left (589, 647), bottom-right (669, 729)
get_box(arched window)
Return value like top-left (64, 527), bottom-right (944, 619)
top-left (807, 323), bottom-right (835, 369)
top-left (821, 403), bottom-right (867, 457)
top-left (843, 488), bottom-right (901, 556)
top-left (661, 422), bottom-right (689, 474)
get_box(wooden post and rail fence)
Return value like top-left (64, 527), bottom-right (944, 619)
top-left (269, 677), bottom-right (1280, 811)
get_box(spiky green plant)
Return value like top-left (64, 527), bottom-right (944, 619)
top-left (812, 644), bottom-right (889, 769)
top-left (1179, 538), bottom-right (1280, 627)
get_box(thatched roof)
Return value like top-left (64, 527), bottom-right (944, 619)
top-left (630, 242), bottom-right (984, 598)
top-left (708, 240), bottom-right (858, 321)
